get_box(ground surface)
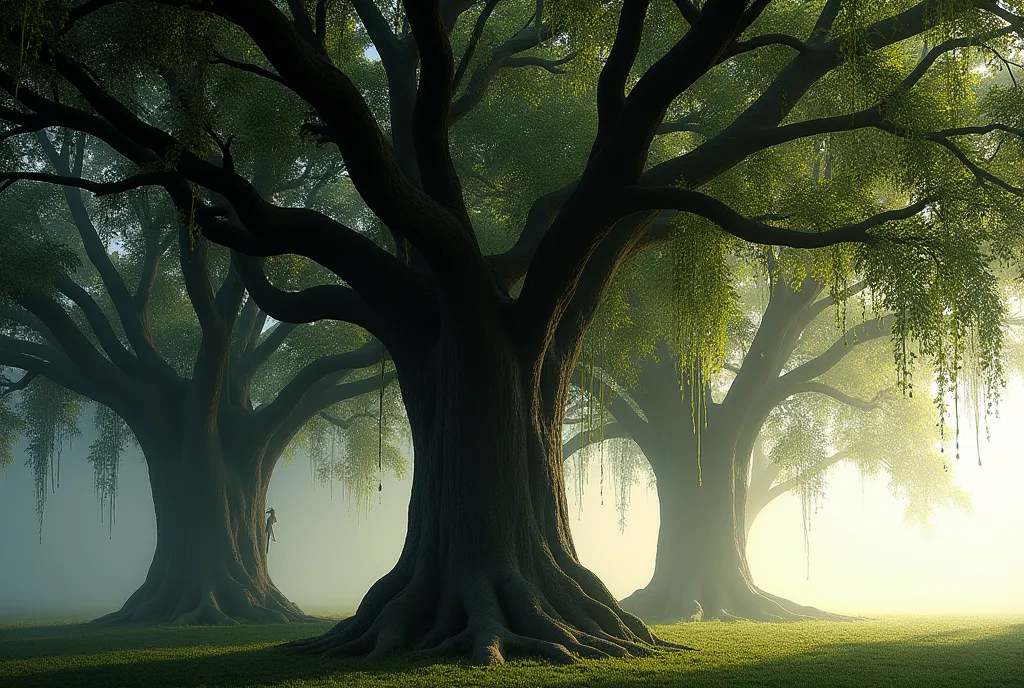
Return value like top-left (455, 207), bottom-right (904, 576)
top-left (0, 616), bottom-right (1021, 687)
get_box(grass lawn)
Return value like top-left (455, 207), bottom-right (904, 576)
top-left (1, 616), bottom-right (1022, 687)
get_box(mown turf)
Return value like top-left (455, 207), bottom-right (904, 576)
top-left (1, 616), bottom-right (1021, 687)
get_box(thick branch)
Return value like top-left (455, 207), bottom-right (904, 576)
top-left (788, 382), bottom-right (886, 410)
top-left (254, 340), bottom-right (388, 432)
top-left (592, 0), bottom-right (652, 155)
top-left (765, 450), bottom-right (850, 503)
top-left (562, 421), bottom-right (628, 460)
top-left (771, 315), bottom-right (897, 393)
top-left (29, 134), bottom-right (172, 379)
top-left (52, 274), bottom-right (144, 379)
top-left (17, 292), bottom-right (140, 403)
top-left (617, 187), bottom-right (934, 248)
top-left (405, 0), bottom-right (472, 220)
top-left (231, 253), bottom-right (383, 338)
top-left (235, 321), bottom-right (298, 380)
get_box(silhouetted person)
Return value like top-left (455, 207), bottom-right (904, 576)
top-left (265, 508), bottom-right (277, 554)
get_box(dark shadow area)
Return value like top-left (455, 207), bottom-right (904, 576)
top-left (1, 623), bottom-right (1021, 688)
top-left (0, 620), bottom-right (337, 662)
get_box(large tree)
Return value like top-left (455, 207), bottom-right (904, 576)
top-left (0, 128), bottom-right (405, 626)
top-left (3, 0), bottom-right (1022, 664)
top-left (563, 258), bottom-right (982, 623)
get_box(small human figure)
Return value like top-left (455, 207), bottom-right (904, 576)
top-left (265, 508), bottom-right (277, 554)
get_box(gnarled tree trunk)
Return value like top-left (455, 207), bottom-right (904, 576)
top-left (620, 441), bottom-right (838, 622)
top-left (290, 317), bottom-right (681, 664)
top-left (94, 433), bottom-right (310, 626)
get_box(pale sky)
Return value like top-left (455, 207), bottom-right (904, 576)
top-left (570, 380), bottom-right (1024, 616)
top-left (1, 381), bottom-right (1023, 619)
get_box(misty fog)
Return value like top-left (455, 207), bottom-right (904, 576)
top-left (4, 384), bottom-right (1022, 621)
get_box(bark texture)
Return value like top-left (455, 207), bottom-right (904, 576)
top-left (602, 334), bottom-right (845, 623)
top-left (619, 442), bottom-right (842, 623)
top-left (94, 434), bottom-right (312, 626)
top-left (289, 319), bottom-right (685, 664)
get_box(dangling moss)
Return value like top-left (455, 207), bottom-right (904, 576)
top-left (18, 378), bottom-right (80, 542)
top-left (0, 395), bottom-right (25, 480)
top-left (669, 219), bottom-right (735, 485)
top-left (87, 404), bottom-right (134, 536)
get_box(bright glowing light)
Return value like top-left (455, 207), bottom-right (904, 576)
top-left (567, 380), bottom-right (1024, 616)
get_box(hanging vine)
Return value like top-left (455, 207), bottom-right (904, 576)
top-left (18, 378), bottom-right (80, 542)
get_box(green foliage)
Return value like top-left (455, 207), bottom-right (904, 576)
top-left (17, 377), bottom-right (80, 540)
top-left (0, 394), bottom-right (24, 478)
top-left (86, 403), bottom-right (135, 535)
top-left (290, 370), bottom-right (409, 517)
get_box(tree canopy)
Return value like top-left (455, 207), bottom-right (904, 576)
top-left (2, 0), bottom-right (1023, 664)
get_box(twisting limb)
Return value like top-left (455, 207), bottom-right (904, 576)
top-left (452, 0), bottom-right (501, 91)
top-left (0, 339), bottom-right (101, 401)
top-left (51, 274), bottom-right (145, 379)
top-left (769, 315), bottom-right (898, 394)
top-left (404, 0), bottom-right (473, 222)
top-left (449, 21), bottom-right (557, 124)
top-left (254, 340), bottom-right (389, 432)
top-left (30, 132), bottom-right (175, 379)
top-left (9, 49), bottom-right (439, 306)
top-left (562, 422), bottom-right (628, 460)
top-left (503, 53), bottom-right (577, 74)
top-left (786, 382), bottom-right (888, 411)
top-left (718, 33), bottom-right (807, 62)
top-left (16, 292), bottom-right (140, 404)
top-left (210, 52), bottom-right (285, 85)
top-left (0, 370), bottom-right (38, 397)
top-left (231, 253), bottom-right (384, 338)
top-left (615, 187), bottom-right (934, 249)
top-left (930, 136), bottom-right (1024, 197)
top-left (592, 0), bottom-right (652, 156)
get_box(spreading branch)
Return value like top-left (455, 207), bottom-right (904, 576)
top-left (562, 421), bottom-right (628, 460)
top-left (787, 382), bottom-right (888, 410)
top-left (617, 187), bottom-right (934, 249)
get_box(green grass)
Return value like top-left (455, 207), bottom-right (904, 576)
top-left (1, 616), bottom-right (1022, 687)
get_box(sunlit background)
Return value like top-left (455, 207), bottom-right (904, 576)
top-left (2, 380), bottom-right (1022, 620)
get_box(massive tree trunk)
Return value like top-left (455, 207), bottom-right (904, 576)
top-left (619, 441), bottom-right (839, 622)
top-left (93, 432), bottom-right (311, 626)
top-left (619, 444), bottom-right (752, 622)
top-left (613, 364), bottom-right (842, 624)
top-left (290, 316), bottom-right (680, 664)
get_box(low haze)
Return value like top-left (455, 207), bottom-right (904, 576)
top-left (2, 2), bottom-right (1024, 684)
top-left (5, 383), bottom-right (1023, 620)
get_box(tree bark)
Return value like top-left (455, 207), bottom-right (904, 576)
top-left (289, 316), bottom-right (682, 664)
top-left (614, 374), bottom-right (843, 624)
top-left (619, 442), bottom-right (839, 622)
top-left (93, 434), bottom-right (312, 626)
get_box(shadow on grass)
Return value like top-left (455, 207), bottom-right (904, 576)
top-left (1, 623), bottom-right (1022, 688)
top-left (0, 620), bottom-right (337, 661)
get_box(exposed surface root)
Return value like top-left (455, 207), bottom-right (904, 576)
top-left (92, 569), bottom-right (317, 626)
top-left (620, 580), bottom-right (855, 624)
top-left (287, 566), bottom-right (693, 665)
